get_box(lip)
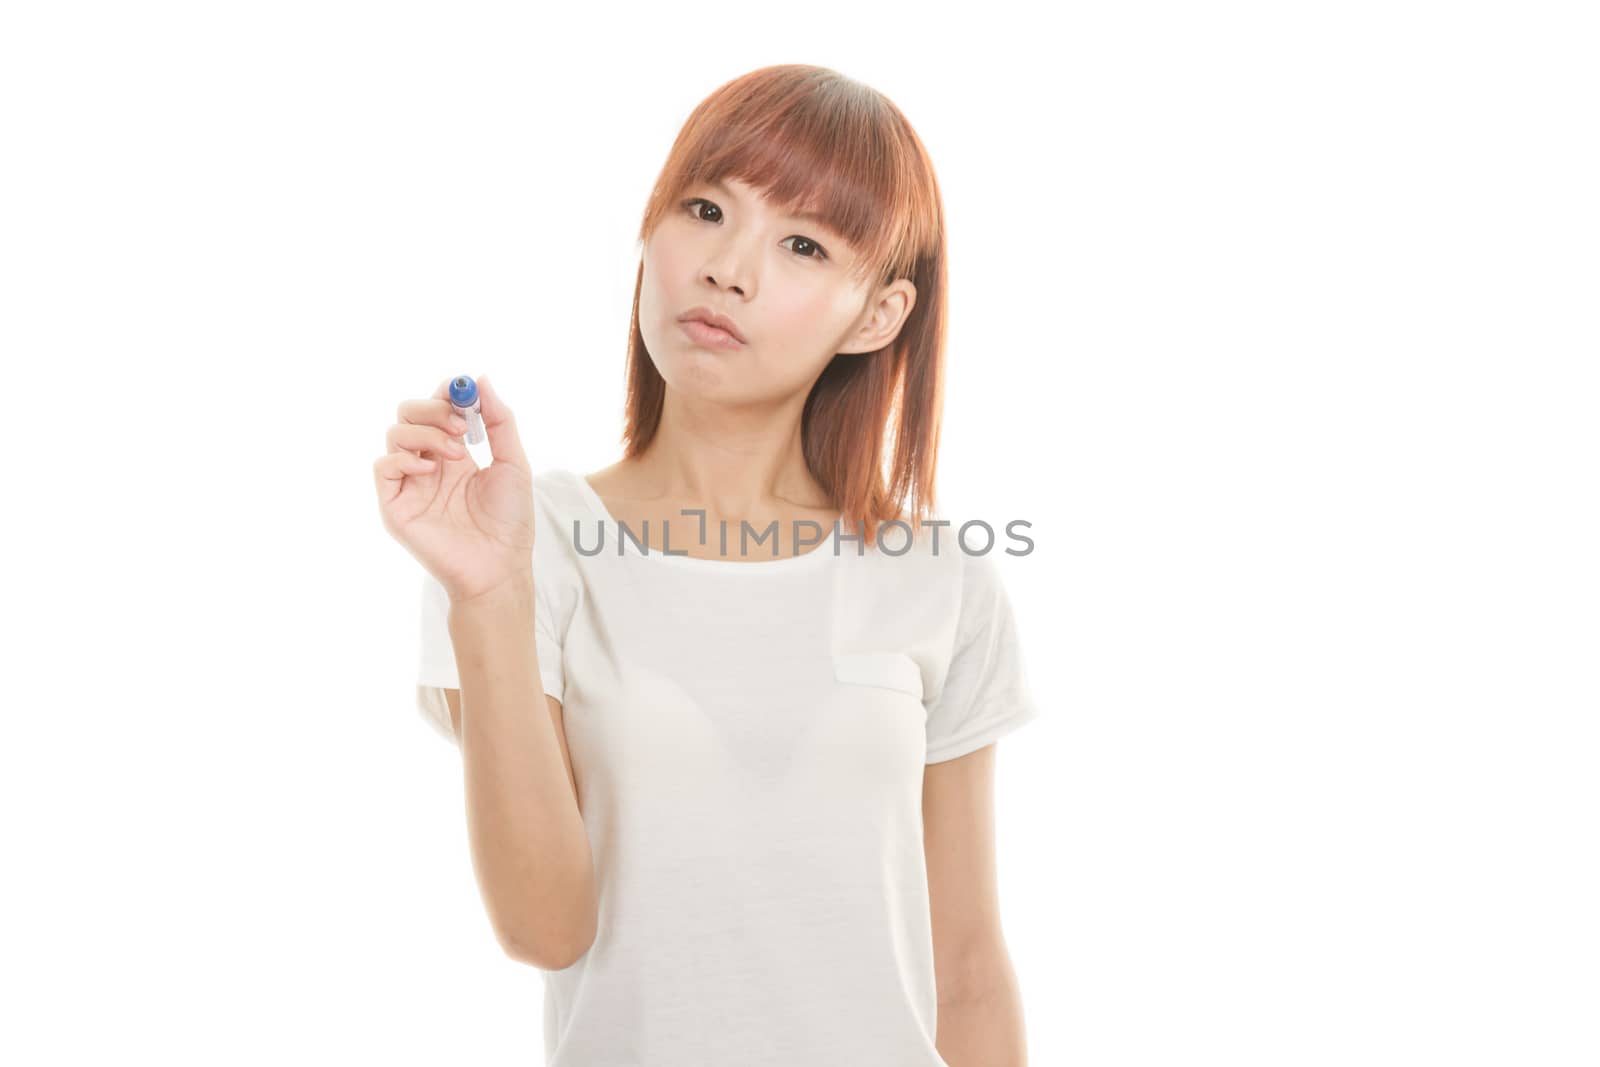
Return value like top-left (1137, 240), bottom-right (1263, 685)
top-left (678, 318), bottom-right (746, 351)
top-left (677, 306), bottom-right (747, 345)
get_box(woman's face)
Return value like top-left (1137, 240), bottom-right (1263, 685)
top-left (638, 176), bottom-right (910, 403)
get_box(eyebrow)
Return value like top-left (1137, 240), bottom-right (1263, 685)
top-left (708, 178), bottom-right (839, 234)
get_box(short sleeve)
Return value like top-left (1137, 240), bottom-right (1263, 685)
top-left (923, 550), bottom-right (1041, 764)
top-left (414, 571), bottom-right (567, 744)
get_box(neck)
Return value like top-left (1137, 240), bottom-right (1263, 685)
top-left (632, 386), bottom-right (830, 514)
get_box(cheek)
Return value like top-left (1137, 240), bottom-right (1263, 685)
top-left (645, 233), bottom-right (689, 282)
top-left (639, 240), bottom-right (667, 309)
top-left (767, 282), bottom-right (857, 345)
top-left (640, 232), bottom-right (690, 304)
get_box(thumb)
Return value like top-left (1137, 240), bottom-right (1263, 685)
top-left (476, 374), bottom-right (531, 473)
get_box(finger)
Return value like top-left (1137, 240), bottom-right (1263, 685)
top-left (374, 451), bottom-right (438, 482)
top-left (387, 422), bottom-right (468, 460)
top-left (387, 422), bottom-right (465, 460)
top-left (398, 397), bottom-right (469, 435)
top-left (373, 451), bottom-right (437, 503)
top-left (475, 374), bottom-right (531, 473)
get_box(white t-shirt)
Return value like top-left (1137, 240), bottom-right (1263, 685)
top-left (416, 467), bottom-right (1040, 1066)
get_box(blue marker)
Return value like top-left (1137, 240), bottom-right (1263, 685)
top-left (449, 375), bottom-right (486, 446)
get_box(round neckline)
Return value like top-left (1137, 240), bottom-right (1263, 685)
top-left (568, 468), bottom-right (846, 573)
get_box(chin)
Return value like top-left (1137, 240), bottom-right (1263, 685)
top-left (648, 339), bottom-right (741, 396)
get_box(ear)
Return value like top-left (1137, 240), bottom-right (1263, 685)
top-left (837, 278), bottom-right (918, 355)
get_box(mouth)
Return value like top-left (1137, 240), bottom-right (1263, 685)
top-left (678, 318), bottom-right (746, 350)
top-left (677, 307), bottom-right (747, 345)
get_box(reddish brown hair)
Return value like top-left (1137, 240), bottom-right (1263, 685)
top-left (617, 64), bottom-right (949, 547)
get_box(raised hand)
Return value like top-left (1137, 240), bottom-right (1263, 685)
top-left (374, 375), bottom-right (536, 603)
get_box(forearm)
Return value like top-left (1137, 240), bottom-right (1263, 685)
top-left (449, 578), bottom-right (595, 968)
top-left (936, 965), bottom-right (1028, 1066)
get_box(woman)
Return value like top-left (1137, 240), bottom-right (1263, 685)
top-left (375, 64), bottom-right (1040, 1066)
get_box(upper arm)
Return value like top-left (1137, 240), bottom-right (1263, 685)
top-left (442, 688), bottom-right (582, 811)
top-left (923, 551), bottom-right (1041, 766)
top-left (923, 741), bottom-right (1013, 1002)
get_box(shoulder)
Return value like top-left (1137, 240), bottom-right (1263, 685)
top-left (837, 511), bottom-right (969, 637)
top-left (531, 466), bottom-right (589, 526)
top-left (866, 509), bottom-right (1028, 633)
top-left (530, 466), bottom-right (603, 560)
top-left (529, 467), bottom-right (591, 610)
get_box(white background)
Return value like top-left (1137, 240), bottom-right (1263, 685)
top-left (4, 1), bottom-right (1596, 1064)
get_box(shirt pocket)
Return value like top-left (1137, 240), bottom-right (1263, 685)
top-left (832, 651), bottom-right (925, 701)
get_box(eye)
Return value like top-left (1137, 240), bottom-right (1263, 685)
top-left (781, 235), bottom-right (829, 261)
top-left (683, 197), bottom-right (723, 224)
top-left (681, 197), bottom-right (831, 262)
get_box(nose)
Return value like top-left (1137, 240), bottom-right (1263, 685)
top-left (701, 238), bottom-right (756, 299)
top-left (707, 272), bottom-right (745, 297)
